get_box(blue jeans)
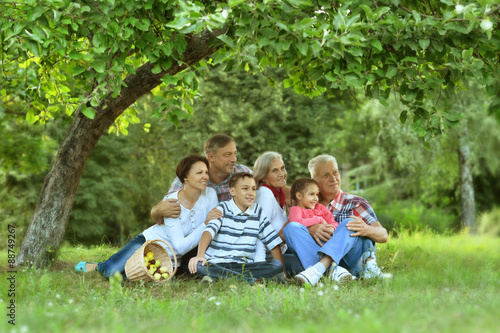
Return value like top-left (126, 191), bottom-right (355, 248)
top-left (283, 219), bottom-right (376, 277)
top-left (196, 259), bottom-right (283, 283)
top-left (97, 234), bottom-right (146, 278)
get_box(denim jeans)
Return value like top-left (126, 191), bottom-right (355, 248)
top-left (195, 259), bottom-right (283, 283)
top-left (283, 218), bottom-right (376, 277)
top-left (97, 234), bottom-right (146, 278)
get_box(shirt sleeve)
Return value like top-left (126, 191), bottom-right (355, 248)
top-left (352, 199), bottom-right (378, 225)
top-left (163, 218), bottom-right (205, 256)
top-left (205, 203), bottom-right (224, 237)
top-left (289, 206), bottom-right (323, 227)
top-left (258, 211), bottom-right (282, 251)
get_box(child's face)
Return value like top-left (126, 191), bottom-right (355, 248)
top-left (296, 184), bottom-right (320, 209)
top-left (230, 177), bottom-right (257, 211)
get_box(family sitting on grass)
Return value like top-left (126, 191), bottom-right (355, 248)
top-left (76, 134), bottom-right (391, 286)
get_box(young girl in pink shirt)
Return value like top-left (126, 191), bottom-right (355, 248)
top-left (288, 178), bottom-right (339, 229)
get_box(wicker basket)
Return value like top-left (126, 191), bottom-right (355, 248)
top-left (125, 239), bottom-right (177, 283)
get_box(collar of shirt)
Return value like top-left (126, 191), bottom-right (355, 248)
top-left (227, 199), bottom-right (259, 216)
top-left (327, 189), bottom-right (344, 211)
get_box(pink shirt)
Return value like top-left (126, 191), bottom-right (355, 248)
top-left (288, 204), bottom-right (338, 229)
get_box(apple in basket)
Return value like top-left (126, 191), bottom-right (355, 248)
top-left (154, 273), bottom-right (162, 280)
top-left (146, 252), bottom-right (155, 261)
top-left (162, 273), bottom-right (169, 279)
top-left (159, 266), bottom-right (169, 274)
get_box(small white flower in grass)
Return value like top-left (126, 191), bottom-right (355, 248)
top-left (20, 325), bottom-right (29, 333)
top-left (455, 4), bottom-right (464, 14)
top-left (215, 302), bottom-right (221, 306)
top-left (354, 314), bottom-right (360, 319)
top-left (444, 288), bottom-right (450, 292)
top-left (208, 296), bottom-right (216, 301)
top-left (56, 294), bottom-right (61, 299)
top-left (318, 282), bottom-right (324, 288)
top-left (299, 288), bottom-right (305, 293)
top-left (481, 19), bottom-right (493, 31)
top-left (48, 301), bottom-right (53, 307)
top-left (333, 285), bottom-right (339, 291)
top-left (68, 299), bottom-right (74, 304)
top-left (317, 291), bottom-right (324, 296)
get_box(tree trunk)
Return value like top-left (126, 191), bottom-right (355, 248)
top-left (458, 122), bottom-right (476, 233)
top-left (17, 30), bottom-right (222, 267)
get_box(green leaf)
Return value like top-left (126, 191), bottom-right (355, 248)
top-left (27, 6), bottom-right (46, 21)
top-left (92, 60), bottom-right (106, 73)
top-left (72, 65), bottom-right (86, 76)
top-left (228, 0), bottom-right (245, 7)
top-left (419, 39), bottom-right (430, 50)
top-left (386, 66), bottom-right (397, 78)
top-left (162, 75), bottom-right (178, 85)
top-left (399, 110), bottom-right (408, 124)
top-left (370, 39), bottom-right (383, 52)
top-left (81, 106), bottom-right (95, 119)
top-left (219, 35), bottom-right (236, 48)
top-left (297, 42), bottom-right (308, 56)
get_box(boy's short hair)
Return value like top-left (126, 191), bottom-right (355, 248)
top-left (204, 134), bottom-right (236, 155)
top-left (229, 172), bottom-right (254, 188)
top-left (176, 154), bottom-right (209, 183)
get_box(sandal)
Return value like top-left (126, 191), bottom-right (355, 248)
top-left (75, 261), bottom-right (97, 273)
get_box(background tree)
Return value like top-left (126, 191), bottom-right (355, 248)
top-left (2, 0), bottom-right (500, 266)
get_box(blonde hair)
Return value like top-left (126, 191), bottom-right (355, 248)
top-left (253, 151), bottom-right (283, 188)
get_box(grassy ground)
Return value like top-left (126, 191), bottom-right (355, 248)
top-left (1, 231), bottom-right (499, 333)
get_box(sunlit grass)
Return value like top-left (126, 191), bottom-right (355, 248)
top-left (1, 231), bottom-right (499, 333)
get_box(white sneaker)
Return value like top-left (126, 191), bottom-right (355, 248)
top-left (361, 259), bottom-right (392, 279)
top-left (329, 265), bottom-right (355, 284)
top-left (294, 266), bottom-right (323, 286)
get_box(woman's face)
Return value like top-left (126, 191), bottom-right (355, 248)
top-left (184, 161), bottom-right (209, 191)
top-left (262, 158), bottom-right (287, 189)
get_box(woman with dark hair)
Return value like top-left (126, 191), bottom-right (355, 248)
top-left (75, 154), bottom-right (219, 278)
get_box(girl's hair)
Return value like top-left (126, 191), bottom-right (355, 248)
top-left (176, 154), bottom-right (209, 183)
top-left (290, 178), bottom-right (318, 205)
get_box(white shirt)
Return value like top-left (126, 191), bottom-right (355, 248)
top-left (254, 187), bottom-right (288, 261)
top-left (142, 187), bottom-right (218, 265)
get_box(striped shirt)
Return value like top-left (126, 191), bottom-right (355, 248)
top-left (166, 164), bottom-right (252, 202)
top-left (326, 189), bottom-right (379, 225)
top-left (204, 199), bottom-right (283, 264)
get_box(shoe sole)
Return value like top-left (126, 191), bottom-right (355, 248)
top-left (334, 273), bottom-right (355, 285)
top-left (294, 274), bottom-right (317, 286)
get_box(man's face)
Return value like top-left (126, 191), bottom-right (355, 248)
top-left (207, 141), bottom-right (237, 176)
top-left (313, 161), bottom-right (341, 199)
top-left (230, 177), bottom-right (256, 211)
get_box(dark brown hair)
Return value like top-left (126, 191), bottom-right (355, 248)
top-left (229, 172), bottom-right (254, 188)
top-left (291, 178), bottom-right (319, 203)
top-left (176, 154), bottom-right (209, 183)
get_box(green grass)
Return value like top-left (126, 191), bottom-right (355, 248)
top-left (1, 231), bottom-right (500, 333)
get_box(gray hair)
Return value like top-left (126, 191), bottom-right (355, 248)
top-left (253, 151), bottom-right (283, 188)
top-left (308, 154), bottom-right (338, 178)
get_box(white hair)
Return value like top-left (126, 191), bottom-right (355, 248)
top-left (253, 151), bottom-right (283, 188)
top-left (308, 155), bottom-right (338, 178)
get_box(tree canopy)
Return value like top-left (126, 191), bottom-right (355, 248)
top-left (2, 0), bottom-right (500, 267)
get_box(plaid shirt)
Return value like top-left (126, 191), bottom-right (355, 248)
top-left (326, 190), bottom-right (379, 225)
top-left (165, 164), bottom-right (252, 202)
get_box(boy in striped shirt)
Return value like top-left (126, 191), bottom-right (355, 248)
top-left (188, 172), bottom-right (286, 283)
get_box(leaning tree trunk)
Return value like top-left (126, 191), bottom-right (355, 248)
top-left (458, 122), bottom-right (476, 234)
top-left (17, 31), bottom-right (222, 267)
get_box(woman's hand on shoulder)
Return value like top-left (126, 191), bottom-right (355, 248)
top-left (205, 207), bottom-right (223, 225)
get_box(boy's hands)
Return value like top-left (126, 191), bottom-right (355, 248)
top-left (188, 256), bottom-right (207, 274)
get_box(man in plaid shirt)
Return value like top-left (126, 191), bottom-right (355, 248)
top-left (151, 134), bottom-right (251, 224)
top-left (284, 154), bottom-right (391, 286)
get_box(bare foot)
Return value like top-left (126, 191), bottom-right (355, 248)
top-left (85, 263), bottom-right (98, 272)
